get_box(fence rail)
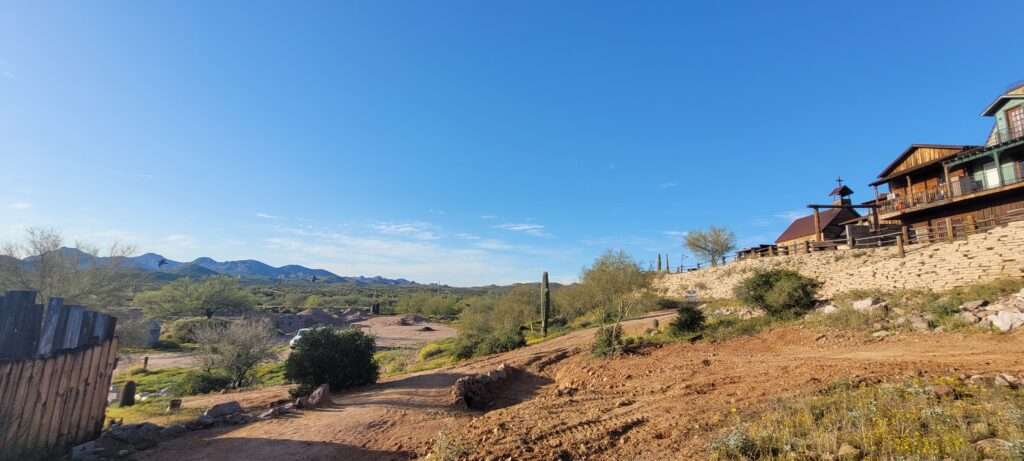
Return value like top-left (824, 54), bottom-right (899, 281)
top-left (0, 291), bottom-right (119, 460)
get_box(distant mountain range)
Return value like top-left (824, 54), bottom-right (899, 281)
top-left (14, 247), bottom-right (417, 286)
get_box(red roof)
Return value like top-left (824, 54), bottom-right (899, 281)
top-left (774, 209), bottom-right (853, 243)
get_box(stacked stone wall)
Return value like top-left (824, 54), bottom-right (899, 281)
top-left (654, 221), bottom-right (1024, 299)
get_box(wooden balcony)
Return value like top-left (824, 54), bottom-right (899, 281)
top-left (877, 173), bottom-right (1024, 220)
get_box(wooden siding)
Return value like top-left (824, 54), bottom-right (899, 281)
top-left (889, 146), bottom-right (963, 176)
top-left (0, 291), bottom-right (119, 460)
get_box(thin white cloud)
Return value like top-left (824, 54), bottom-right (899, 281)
top-left (162, 234), bottom-right (197, 249)
top-left (659, 182), bottom-right (678, 189)
top-left (8, 202), bottom-right (31, 210)
top-left (774, 210), bottom-right (807, 222)
top-left (494, 223), bottom-right (549, 237)
top-left (373, 222), bottom-right (440, 241)
top-left (454, 232), bottom-right (482, 240)
top-left (480, 215), bottom-right (498, 220)
top-left (256, 212), bottom-right (280, 219)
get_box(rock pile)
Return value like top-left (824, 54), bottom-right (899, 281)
top-left (72, 399), bottom-right (292, 460)
top-left (957, 289), bottom-right (1024, 332)
top-left (452, 363), bottom-right (517, 411)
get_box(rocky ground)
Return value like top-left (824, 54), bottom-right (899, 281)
top-left (123, 309), bottom-right (1024, 461)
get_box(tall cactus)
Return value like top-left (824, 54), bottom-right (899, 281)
top-left (656, 254), bottom-right (662, 272)
top-left (541, 271), bottom-right (550, 336)
top-left (665, 254), bottom-right (670, 272)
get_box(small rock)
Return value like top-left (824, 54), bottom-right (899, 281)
top-left (836, 442), bottom-right (862, 460)
top-left (852, 298), bottom-right (886, 313)
top-left (960, 300), bottom-right (988, 311)
top-left (203, 401), bottom-right (243, 418)
top-left (994, 373), bottom-right (1020, 389)
top-left (908, 315), bottom-right (930, 332)
top-left (818, 304), bottom-right (839, 315)
top-left (159, 424), bottom-right (187, 439)
top-left (871, 330), bottom-right (892, 338)
top-left (615, 398), bottom-right (635, 407)
top-left (305, 384), bottom-right (331, 408)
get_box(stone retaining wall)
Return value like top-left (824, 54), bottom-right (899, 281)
top-left (654, 220), bottom-right (1024, 299)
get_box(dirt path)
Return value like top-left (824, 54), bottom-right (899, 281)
top-left (139, 315), bottom-right (1024, 461)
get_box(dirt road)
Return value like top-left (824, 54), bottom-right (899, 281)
top-left (116, 316), bottom-right (456, 374)
top-left (139, 315), bottom-right (1024, 461)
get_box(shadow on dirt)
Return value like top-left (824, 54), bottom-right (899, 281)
top-left (137, 430), bottom-right (417, 461)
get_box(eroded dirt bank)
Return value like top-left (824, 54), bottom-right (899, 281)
top-left (139, 314), bottom-right (1024, 461)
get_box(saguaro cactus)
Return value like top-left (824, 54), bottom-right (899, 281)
top-left (541, 271), bottom-right (550, 336)
top-left (665, 255), bottom-right (670, 272)
top-left (656, 254), bottom-right (662, 272)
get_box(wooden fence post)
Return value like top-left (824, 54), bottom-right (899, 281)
top-left (896, 234), bottom-right (905, 258)
top-left (945, 218), bottom-right (954, 242)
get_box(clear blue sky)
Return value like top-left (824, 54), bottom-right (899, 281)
top-left (2, 1), bottom-right (1022, 286)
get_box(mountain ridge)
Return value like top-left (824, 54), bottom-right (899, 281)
top-left (14, 247), bottom-right (417, 286)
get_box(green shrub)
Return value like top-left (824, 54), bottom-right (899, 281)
top-left (735, 269), bottom-right (820, 317)
top-left (667, 302), bottom-right (705, 336)
top-left (592, 323), bottom-right (624, 357)
top-left (451, 335), bottom-right (482, 360)
top-left (172, 370), bottom-right (233, 395)
top-left (474, 329), bottom-right (526, 356)
top-left (168, 317), bottom-right (229, 343)
top-left (285, 328), bottom-right (379, 394)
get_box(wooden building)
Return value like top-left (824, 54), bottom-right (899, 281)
top-left (775, 207), bottom-right (860, 247)
top-left (871, 83), bottom-right (1024, 238)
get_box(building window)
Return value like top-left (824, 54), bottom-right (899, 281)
top-left (1009, 106), bottom-right (1024, 140)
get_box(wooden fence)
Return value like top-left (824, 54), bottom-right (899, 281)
top-left (0, 291), bottom-right (119, 460)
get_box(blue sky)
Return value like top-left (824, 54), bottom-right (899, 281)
top-left (2, 1), bottom-right (1023, 286)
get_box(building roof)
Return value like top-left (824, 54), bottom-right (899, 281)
top-left (982, 82), bottom-right (1024, 116)
top-left (871, 144), bottom-right (980, 186)
top-left (774, 208), bottom-right (859, 243)
top-left (829, 185), bottom-right (854, 197)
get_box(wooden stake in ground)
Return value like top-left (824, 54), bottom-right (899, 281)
top-left (541, 272), bottom-right (550, 337)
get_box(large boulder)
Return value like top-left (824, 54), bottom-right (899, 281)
top-left (203, 401), bottom-right (243, 419)
top-left (297, 384), bottom-right (331, 409)
top-left (984, 311), bottom-right (1024, 332)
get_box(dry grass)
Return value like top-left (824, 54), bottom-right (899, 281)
top-left (712, 376), bottom-right (1024, 460)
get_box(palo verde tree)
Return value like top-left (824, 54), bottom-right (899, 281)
top-left (684, 226), bottom-right (737, 267)
top-left (135, 276), bottom-right (254, 318)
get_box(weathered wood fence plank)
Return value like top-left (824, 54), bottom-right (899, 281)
top-left (0, 290), bottom-right (120, 460)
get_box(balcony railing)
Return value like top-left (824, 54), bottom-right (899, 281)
top-left (878, 171), bottom-right (1023, 215)
top-left (991, 126), bottom-right (1024, 146)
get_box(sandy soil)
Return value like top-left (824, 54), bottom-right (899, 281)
top-left (354, 316), bottom-right (457, 349)
top-left (116, 316), bottom-right (456, 374)
top-left (138, 314), bottom-right (1024, 461)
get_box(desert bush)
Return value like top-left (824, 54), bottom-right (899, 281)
top-left (474, 329), bottom-right (526, 356)
top-left (193, 318), bottom-right (277, 388)
top-left (285, 327), bottom-right (379, 394)
top-left (735, 269), bottom-right (820, 317)
top-left (592, 323), bottom-right (624, 357)
top-left (168, 317), bottom-right (230, 343)
top-left (172, 370), bottom-right (233, 395)
top-left (667, 302), bottom-right (705, 336)
top-left (701, 316), bottom-right (779, 343)
top-left (117, 317), bottom-right (156, 348)
top-left (711, 376), bottom-right (1024, 460)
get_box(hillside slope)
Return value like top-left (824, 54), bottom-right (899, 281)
top-left (138, 316), bottom-right (1024, 461)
